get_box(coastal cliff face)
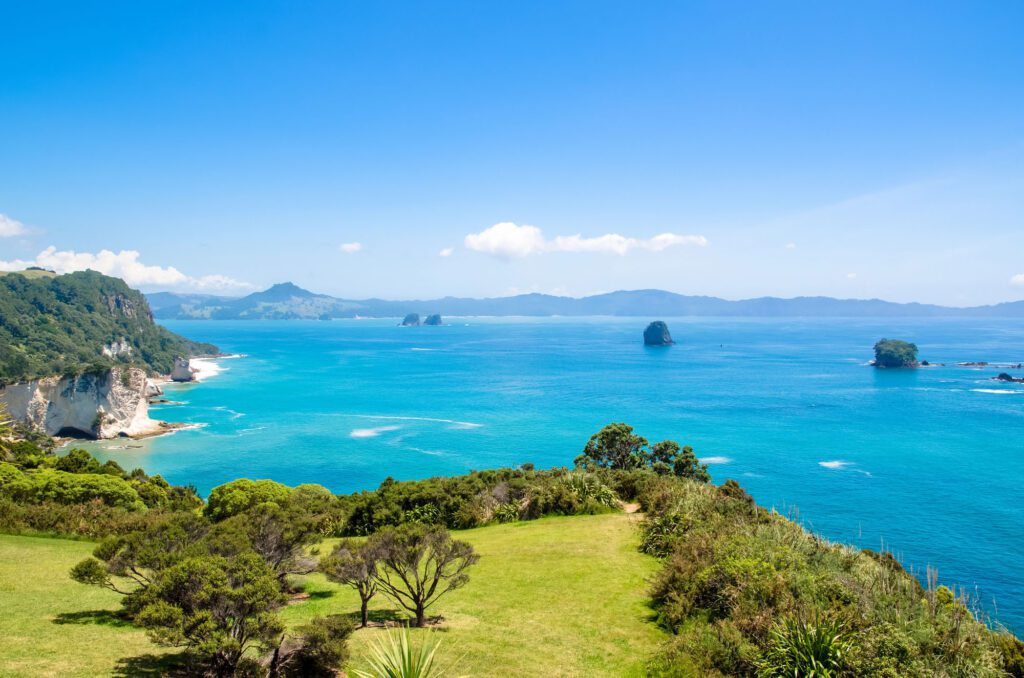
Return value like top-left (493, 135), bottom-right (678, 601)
top-left (0, 367), bottom-right (162, 439)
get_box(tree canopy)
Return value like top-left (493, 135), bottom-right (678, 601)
top-left (0, 270), bottom-right (216, 384)
top-left (873, 338), bottom-right (919, 368)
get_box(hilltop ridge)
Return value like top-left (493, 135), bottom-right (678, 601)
top-left (147, 283), bottom-right (1024, 320)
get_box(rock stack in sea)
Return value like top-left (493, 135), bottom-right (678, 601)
top-left (170, 357), bottom-right (197, 382)
top-left (424, 314), bottom-right (442, 326)
top-left (643, 321), bottom-right (673, 346)
top-left (401, 313), bottom-right (421, 326)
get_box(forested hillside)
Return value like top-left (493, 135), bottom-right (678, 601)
top-left (0, 270), bottom-right (217, 385)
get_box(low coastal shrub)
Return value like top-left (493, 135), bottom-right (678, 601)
top-left (640, 475), bottom-right (1014, 676)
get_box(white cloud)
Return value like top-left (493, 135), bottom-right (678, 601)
top-left (0, 214), bottom-right (27, 237)
top-left (465, 222), bottom-right (547, 258)
top-left (1012, 273), bottom-right (1024, 286)
top-left (339, 242), bottom-right (363, 254)
top-left (0, 246), bottom-right (252, 292)
top-left (464, 222), bottom-right (707, 259)
top-left (438, 247), bottom-right (454, 257)
top-left (784, 242), bottom-right (797, 250)
top-left (846, 272), bottom-right (858, 279)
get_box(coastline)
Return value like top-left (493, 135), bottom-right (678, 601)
top-left (139, 353), bottom-right (242, 437)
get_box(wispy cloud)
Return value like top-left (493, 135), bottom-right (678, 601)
top-left (0, 246), bottom-right (252, 292)
top-left (784, 242), bottom-right (797, 250)
top-left (438, 247), bottom-right (454, 257)
top-left (339, 242), bottom-right (363, 254)
top-left (0, 214), bottom-right (27, 237)
top-left (464, 222), bottom-right (707, 259)
top-left (1012, 273), bottom-right (1024, 286)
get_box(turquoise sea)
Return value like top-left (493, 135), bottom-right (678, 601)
top-left (80, 317), bottom-right (1024, 630)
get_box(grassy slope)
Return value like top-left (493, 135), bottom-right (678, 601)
top-left (0, 535), bottom-right (171, 678)
top-left (0, 514), bottom-right (665, 677)
top-left (0, 270), bottom-right (56, 280)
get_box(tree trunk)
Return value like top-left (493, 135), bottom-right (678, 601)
top-left (361, 597), bottom-right (369, 628)
top-left (415, 602), bottom-right (426, 628)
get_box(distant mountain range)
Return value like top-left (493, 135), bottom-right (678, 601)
top-left (145, 283), bottom-right (1024, 319)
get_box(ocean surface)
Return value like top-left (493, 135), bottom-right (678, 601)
top-left (77, 317), bottom-right (1024, 630)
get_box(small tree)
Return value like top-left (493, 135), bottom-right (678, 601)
top-left (134, 551), bottom-right (286, 676)
top-left (575, 422), bottom-right (649, 470)
top-left (209, 502), bottom-right (319, 587)
top-left (370, 525), bottom-right (479, 627)
top-left (576, 423), bottom-right (711, 483)
top-left (321, 539), bottom-right (380, 627)
top-left (663, 442), bottom-right (711, 483)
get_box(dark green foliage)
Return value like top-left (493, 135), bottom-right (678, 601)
top-left (0, 270), bottom-right (217, 384)
top-left (368, 524), bottom-right (479, 627)
top-left (211, 501), bottom-right (321, 585)
top-left (872, 338), bottom-right (919, 368)
top-left (340, 467), bottom-right (624, 535)
top-left (275, 615), bottom-right (353, 677)
top-left (133, 552), bottom-right (287, 675)
top-left (0, 441), bottom-right (202, 534)
top-left (575, 423), bottom-right (711, 481)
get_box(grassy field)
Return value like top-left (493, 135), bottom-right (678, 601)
top-left (0, 513), bottom-right (665, 677)
top-left (0, 269), bottom-right (56, 280)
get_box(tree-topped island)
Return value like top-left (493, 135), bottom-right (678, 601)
top-left (873, 338), bottom-right (919, 368)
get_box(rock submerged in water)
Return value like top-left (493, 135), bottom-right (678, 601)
top-left (643, 321), bottom-right (673, 346)
top-left (400, 313), bottom-right (421, 326)
top-left (424, 314), bottom-right (442, 326)
top-left (995, 372), bottom-right (1024, 384)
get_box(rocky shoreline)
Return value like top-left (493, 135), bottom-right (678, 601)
top-left (0, 353), bottom-right (240, 442)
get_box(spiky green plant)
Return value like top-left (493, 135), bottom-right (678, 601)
top-left (757, 616), bottom-right (856, 677)
top-left (351, 626), bottom-right (459, 678)
top-left (559, 472), bottom-right (618, 508)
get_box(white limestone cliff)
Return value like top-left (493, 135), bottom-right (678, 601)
top-left (170, 357), bottom-right (196, 382)
top-left (0, 367), bottom-right (163, 439)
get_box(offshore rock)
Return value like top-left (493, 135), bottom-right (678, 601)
top-left (401, 313), bottom-right (421, 326)
top-left (170, 357), bottom-right (196, 382)
top-left (643, 321), bottom-right (673, 346)
top-left (424, 314), bottom-right (443, 326)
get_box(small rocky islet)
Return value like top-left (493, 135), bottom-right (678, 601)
top-left (643, 321), bottom-right (673, 346)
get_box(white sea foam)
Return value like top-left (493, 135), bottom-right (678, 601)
top-left (350, 425), bottom-right (401, 438)
top-left (703, 456), bottom-right (732, 464)
top-left (352, 414), bottom-right (483, 429)
top-left (972, 388), bottom-right (1022, 395)
top-left (819, 460), bottom-right (850, 469)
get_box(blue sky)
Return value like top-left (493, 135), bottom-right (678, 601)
top-left (1, 1), bottom-right (1022, 304)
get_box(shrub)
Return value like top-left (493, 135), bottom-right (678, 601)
top-left (204, 478), bottom-right (293, 520)
top-left (757, 616), bottom-right (856, 678)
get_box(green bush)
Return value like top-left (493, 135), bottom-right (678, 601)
top-left (204, 478), bottom-right (294, 520)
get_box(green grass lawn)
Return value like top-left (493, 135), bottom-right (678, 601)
top-left (0, 513), bottom-right (665, 677)
top-left (0, 269), bottom-right (56, 280)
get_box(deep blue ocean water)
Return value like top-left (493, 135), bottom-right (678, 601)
top-left (78, 317), bottom-right (1024, 630)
